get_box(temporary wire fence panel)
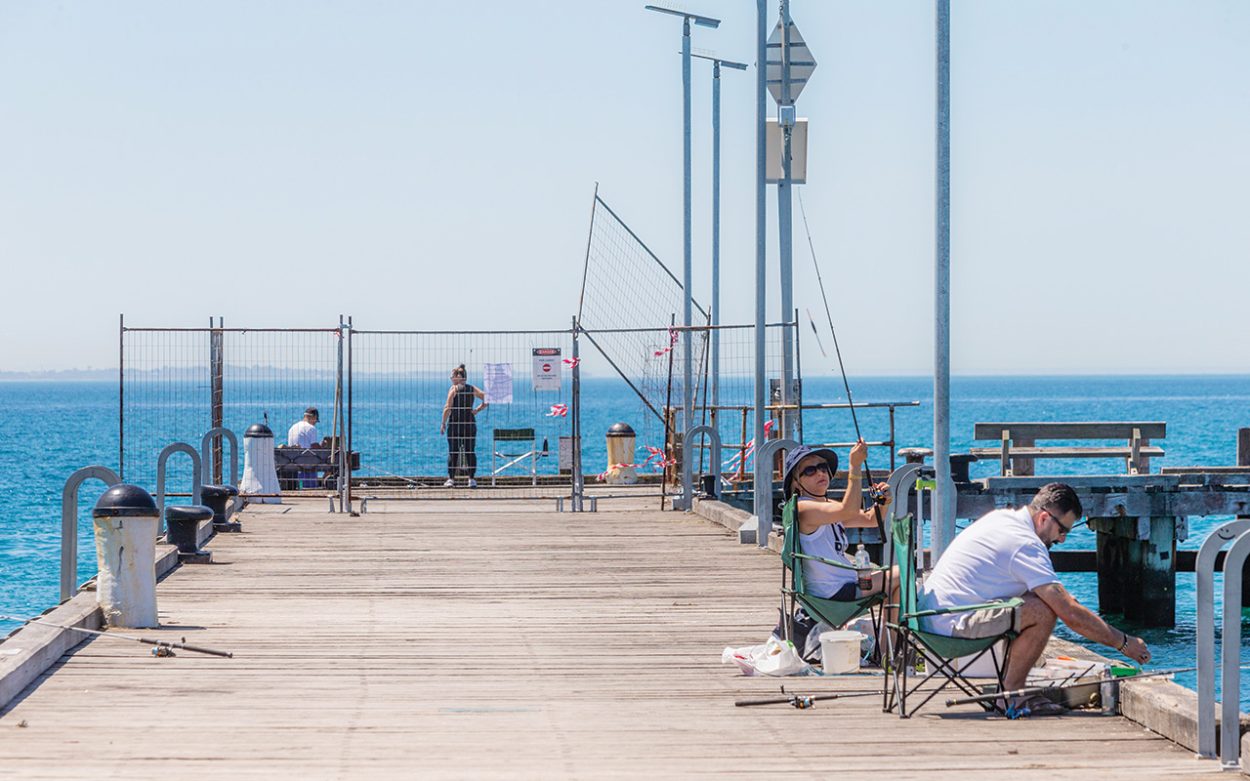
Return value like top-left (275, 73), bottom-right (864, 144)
top-left (121, 326), bottom-right (343, 493)
top-left (350, 329), bottom-right (575, 499)
top-left (575, 322), bottom-right (797, 495)
top-left (577, 193), bottom-right (707, 433)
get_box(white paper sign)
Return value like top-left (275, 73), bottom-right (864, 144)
top-left (483, 362), bottom-right (513, 404)
top-left (532, 348), bottom-right (561, 392)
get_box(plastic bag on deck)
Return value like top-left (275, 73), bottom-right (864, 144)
top-left (722, 636), bottom-right (811, 677)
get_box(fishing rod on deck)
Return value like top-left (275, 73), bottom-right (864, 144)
top-left (735, 684), bottom-right (884, 709)
top-left (943, 665), bottom-right (1217, 709)
top-left (0, 614), bottom-right (234, 658)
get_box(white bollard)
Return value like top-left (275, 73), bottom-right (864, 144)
top-left (240, 422), bottom-right (281, 503)
top-left (91, 484), bottom-right (160, 628)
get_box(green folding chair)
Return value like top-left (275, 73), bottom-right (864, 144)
top-left (885, 511), bottom-right (1020, 718)
top-left (779, 495), bottom-right (886, 661)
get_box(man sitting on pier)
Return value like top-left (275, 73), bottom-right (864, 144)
top-left (919, 482), bottom-right (1151, 716)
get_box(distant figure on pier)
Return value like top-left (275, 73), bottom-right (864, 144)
top-left (440, 364), bottom-right (487, 488)
top-left (785, 441), bottom-right (896, 602)
top-left (288, 407), bottom-right (320, 488)
top-left (920, 482), bottom-right (1151, 716)
top-left (288, 407), bottom-right (319, 448)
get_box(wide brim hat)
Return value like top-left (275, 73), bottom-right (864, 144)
top-left (783, 445), bottom-right (839, 498)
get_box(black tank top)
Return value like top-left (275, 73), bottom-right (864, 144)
top-left (449, 384), bottom-right (477, 424)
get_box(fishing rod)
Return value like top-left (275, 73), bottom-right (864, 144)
top-left (943, 665), bottom-right (1208, 708)
top-left (796, 191), bottom-right (887, 539)
top-left (736, 684), bottom-right (883, 709)
top-left (0, 614), bottom-right (233, 659)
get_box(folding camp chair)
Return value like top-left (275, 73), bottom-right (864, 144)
top-left (780, 494), bottom-right (887, 663)
top-left (491, 428), bottom-right (539, 486)
top-left (884, 489), bottom-right (1020, 718)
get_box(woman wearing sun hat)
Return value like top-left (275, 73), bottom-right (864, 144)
top-left (783, 439), bottom-right (896, 601)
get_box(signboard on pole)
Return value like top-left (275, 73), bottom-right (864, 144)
top-left (483, 363), bottom-right (513, 404)
top-left (532, 348), bottom-right (562, 391)
top-left (765, 118), bottom-right (808, 183)
top-left (765, 19), bottom-right (816, 105)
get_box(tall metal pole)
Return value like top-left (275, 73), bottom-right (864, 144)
top-left (571, 315), bottom-right (583, 512)
top-left (711, 59), bottom-right (721, 414)
top-left (777, 0), bottom-right (795, 440)
top-left (681, 16), bottom-right (694, 495)
top-left (753, 0), bottom-right (769, 544)
top-left (933, 0), bottom-right (954, 560)
top-left (118, 313), bottom-right (125, 480)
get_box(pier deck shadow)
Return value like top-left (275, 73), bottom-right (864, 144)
top-left (0, 498), bottom-right (1221, 779)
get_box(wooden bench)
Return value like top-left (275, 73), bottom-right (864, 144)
top-left (969, 422), bottom-right (1166, 476)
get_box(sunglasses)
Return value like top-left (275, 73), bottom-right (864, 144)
top-left (1046, 509), bottom-right (1077, 535)
top-left (799, 462), bottom-right (832, 478)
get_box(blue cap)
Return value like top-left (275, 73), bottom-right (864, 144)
top-left (782, 445), bottom-right (839, 498)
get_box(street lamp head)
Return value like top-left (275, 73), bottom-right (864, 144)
top-left (691, 52), bottom-right (749, 70)
top-left (644, 4), bottom-right (721, 28)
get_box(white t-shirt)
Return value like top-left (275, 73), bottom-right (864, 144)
top-left (288, 420), bottom-right (319, 448)
top-left (918, 506), bottom-right (1057, 634)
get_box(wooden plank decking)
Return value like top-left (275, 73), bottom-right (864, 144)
top-left (0, 498), bottom-right (1222, 779)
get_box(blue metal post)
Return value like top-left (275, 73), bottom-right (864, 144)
top-left (778, 0), bottom-right (795, 440)
top-left (753, 0), bottom-right (769, 542)
top-left (681, 17), bottom-right (693, 465)
top-left (712, 60), bottom-right (721, 414)
top-left (933, 0), bottom-right (954, 559)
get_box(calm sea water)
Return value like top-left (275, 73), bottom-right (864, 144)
top-left (2, 375), bottom-right (1249, 701)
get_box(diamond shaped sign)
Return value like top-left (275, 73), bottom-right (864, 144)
top-left (765, 19), bottom-right (816, 104)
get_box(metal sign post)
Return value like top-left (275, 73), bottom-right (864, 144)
top-left (765, 4), bottom-right (816, 441)
top-left (645, 4), bottom-right (721, 510)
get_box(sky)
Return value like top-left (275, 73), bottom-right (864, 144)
top-left (1, 1), bottom-right (1248, 375)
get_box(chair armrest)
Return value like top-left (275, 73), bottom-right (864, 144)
top-left (792, 552), bottom-right (885, 572)
top-left (905, 596), bottom-right (1023, 620)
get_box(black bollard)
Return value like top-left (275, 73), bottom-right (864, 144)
top-left (164, 505), bottom-right (214, 563)
top-left (201, 484), bottom-right (241, 532)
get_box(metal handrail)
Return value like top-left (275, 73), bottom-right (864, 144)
top-left (156, 443), bottom-right (203, 532)
top-left (60, 466), bottom-right (121, 602)
top-left (681, 425), bottom-right (723, 508)
top-left (752, 438), bottom-right (799, 547)
top-left (200, 427), bottom-right (239, 486)
top-left (1196, 520), bottom-right (1250, 760)
top-left (1219, 530), bottom-right (1250, 767)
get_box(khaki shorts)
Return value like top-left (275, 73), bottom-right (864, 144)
top-left (948, 605), bottom-right (1017, 639)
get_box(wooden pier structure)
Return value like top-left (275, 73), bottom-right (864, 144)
top-left (0, 497), bottom-right (1224, 779)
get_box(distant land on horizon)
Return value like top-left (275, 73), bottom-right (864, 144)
top-left (1, 368), bottom-right (1249, 382)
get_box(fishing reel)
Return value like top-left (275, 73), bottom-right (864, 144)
top-left (151, 646), bottom-right (176, 658)
top-left (868, 485), bottom-right (890, 506)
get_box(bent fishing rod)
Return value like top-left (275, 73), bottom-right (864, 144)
top-left (943, 665), bottom-right (1215, 708)
top-left (796, 191), bottom-right (887, 540)
top-left (0, 614), bottom-right (233, 658)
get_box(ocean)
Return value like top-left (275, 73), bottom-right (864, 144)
top-left (2, 374), bottom-right (1248, 702)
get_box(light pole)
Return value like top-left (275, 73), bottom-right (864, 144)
top-left (645, 4), bottom-right (720, 510)
top-left (692, 53), bottom-right (747, 416)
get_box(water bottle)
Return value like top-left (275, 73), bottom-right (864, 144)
top-left (854, 544), bottom-right (872, 591)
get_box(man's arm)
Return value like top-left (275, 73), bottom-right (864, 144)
top-left (1034, 581), bottom-right (1150, 664)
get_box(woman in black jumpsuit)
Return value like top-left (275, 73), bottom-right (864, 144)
top-left (440, 364), bottom-right (488, 487)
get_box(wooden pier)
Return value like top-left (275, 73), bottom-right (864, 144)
top-left (0, 497), bottom-right (1224, 779)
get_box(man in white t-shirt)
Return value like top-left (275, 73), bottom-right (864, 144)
top-left (287, 408), bottom-right (320, 488)
top-left (919, 483), bottom-right (1151, 710)
top-left (288, 407), bottom-right (319, 448)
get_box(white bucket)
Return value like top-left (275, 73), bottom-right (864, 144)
top-left (820, 630), bottom-right (863, 674)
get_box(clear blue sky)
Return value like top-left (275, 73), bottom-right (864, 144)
top-left (1, 1), bottom-right (1248, 374)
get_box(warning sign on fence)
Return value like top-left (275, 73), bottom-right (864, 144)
top-left (532, 348), bottom-right (561, 392)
